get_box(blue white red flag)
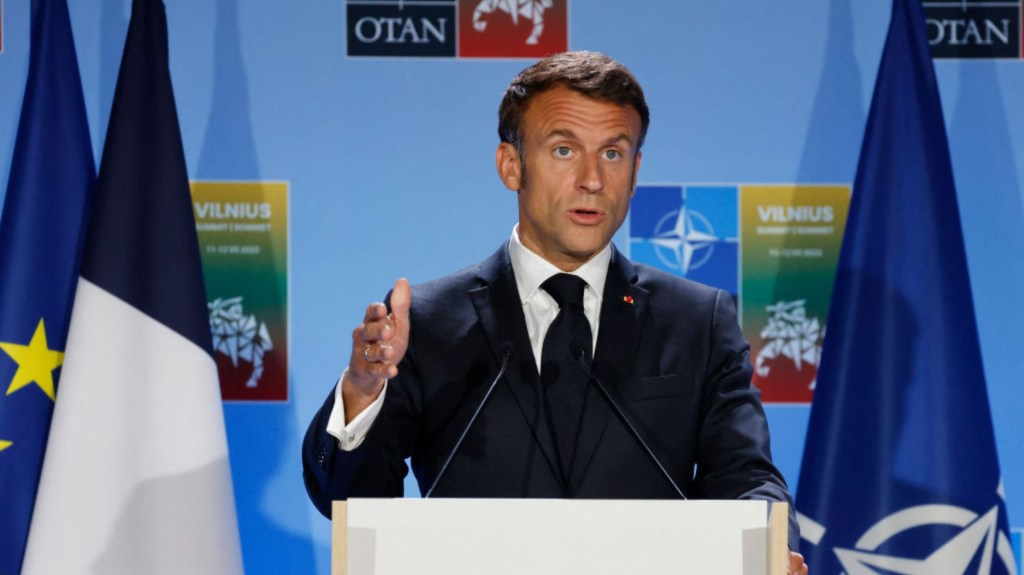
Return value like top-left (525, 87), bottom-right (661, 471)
top-left (21, 1), bottom-right (243, 572)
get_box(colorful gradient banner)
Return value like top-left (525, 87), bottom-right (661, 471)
top-left (191, 181), bottom-right (289, 402)
top-left (740, 185), bottom-right (849, 403)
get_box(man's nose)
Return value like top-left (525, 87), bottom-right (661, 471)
top-left (577, 154), bottom-right (604, 193)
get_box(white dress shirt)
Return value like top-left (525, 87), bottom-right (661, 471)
top-left (326, 225), bottom-right (612, 450)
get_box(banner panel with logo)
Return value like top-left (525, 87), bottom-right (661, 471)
top-left (192, 182), bottom-right (289, 402)
top-left (628, 184), bottom-right (850, 403)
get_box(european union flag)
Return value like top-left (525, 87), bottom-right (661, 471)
top-left (0, 1), bottom-right (94, 573)
top-left (795, 0), bottom-right (1014, 573)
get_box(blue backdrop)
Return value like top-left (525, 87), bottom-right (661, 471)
top-left (1, 2), bottom-right (1021, 573)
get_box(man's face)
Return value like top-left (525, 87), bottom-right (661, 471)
top-left (497, 85), bottom-right (643, 271)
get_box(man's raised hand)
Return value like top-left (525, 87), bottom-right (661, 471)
top-left (341, 278), bottom-right (411, 422)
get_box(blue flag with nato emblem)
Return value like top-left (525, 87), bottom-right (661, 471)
top-left (795, 0), bottom-right (1015, 574)
top-left (0, 1), bottom-right (94, 573)
top-left (18, 0), bottom-right (243, 572)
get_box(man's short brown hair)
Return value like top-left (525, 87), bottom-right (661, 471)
top-left (498, 51), bottom-right (650, 151)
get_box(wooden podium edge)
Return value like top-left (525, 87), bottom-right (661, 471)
top-left (332, 501), bottom-right (348, 575)
top-left (768, 502), bottom-right (789, 575)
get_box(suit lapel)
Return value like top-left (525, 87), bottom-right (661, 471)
top-left (570, 248), bottom-right (649, 493)
top-left (468, 245), bottom-right (561, 483)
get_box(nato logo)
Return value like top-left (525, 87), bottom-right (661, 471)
top-left (799, 485), bottom-right (1018, 574)
top-left (346, 0), bottom-right (567, 58)
top-left (628, 185), bottom-right (738, 295)
top-left (923, 0), bottom-right (1021, 59)
top-left (347, 0), bottom-right (457, 57)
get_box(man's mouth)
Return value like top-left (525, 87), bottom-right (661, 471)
top-left (569, 208), bottom-right (604, 224)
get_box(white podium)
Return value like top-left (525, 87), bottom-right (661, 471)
top-left (332, 499), bottom-right (789, 575)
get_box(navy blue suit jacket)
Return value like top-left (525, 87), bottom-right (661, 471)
top-left (303, 244), bottom-right (798, 542)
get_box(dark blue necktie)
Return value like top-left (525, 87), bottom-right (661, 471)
top-left (540, 273), bottom-right (592, 482)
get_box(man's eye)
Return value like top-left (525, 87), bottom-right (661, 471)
top-left (603, 149), bottom-right (622, 160)
top-left (554, 146), bottom-right (572, 157)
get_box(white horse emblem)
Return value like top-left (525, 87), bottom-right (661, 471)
top-left (755, 299), bottom-right (822, 387)
top-left (472, 0), bottom-right (554, 45)
top-left (209, 296), bottom-right (273, 388)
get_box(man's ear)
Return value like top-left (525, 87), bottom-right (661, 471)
top-left (630, 150), bottom-right (643, 198)
top-left (496, 142), bottom-right (522, 192)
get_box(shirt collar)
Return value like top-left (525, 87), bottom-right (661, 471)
top-left (508, 224), bottom-right (611, 305)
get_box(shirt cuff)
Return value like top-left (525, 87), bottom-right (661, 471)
top-left (325, 368), bottom-right (387, 451)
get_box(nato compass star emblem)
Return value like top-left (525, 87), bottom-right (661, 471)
top-left (799, 486), bottom-right (1017, 575)
top-left (642, 188), bottom-right (737, 275)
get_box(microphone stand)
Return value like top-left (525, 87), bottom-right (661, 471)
top-left (576, 349), bottom-right (687, 500)
top-left (424, 348), bottom-right (512, 498)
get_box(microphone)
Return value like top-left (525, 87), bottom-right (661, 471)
top-left (424, 348), bottom-right (512, 498)
top-left (574, 346), bottom-right (687, 500)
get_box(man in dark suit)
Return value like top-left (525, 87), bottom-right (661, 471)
top-left (304, 51), bottom-right (807, 574)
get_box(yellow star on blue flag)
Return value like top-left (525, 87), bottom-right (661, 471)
top-left (0, 319), bottom-right (63, 401)
top-left (0, 0), bottom-right (96, 571)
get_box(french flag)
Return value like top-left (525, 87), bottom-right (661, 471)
top-left (22, 0), bottom-right (243, 572)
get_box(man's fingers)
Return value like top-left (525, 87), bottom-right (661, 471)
top-left (360, 343), bottom-right (395, 364)
top-left (349, 278), bottom-right (411, 389)
top-left (787, 551), bottom-right (808, 575)
top-left (362, 301), bottom-right (388, 322)
top-left (389, 278), bottom-right (411, 329)
top-left (357, 280), bottom-right (410, 345)
top-left (360, 319), bottom-right (394, 343)
top-left (364, 356), bottom-right (393, 376)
